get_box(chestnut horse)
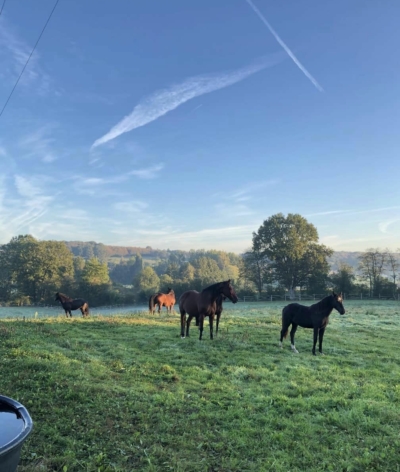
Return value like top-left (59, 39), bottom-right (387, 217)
top-left (149, 288), bottom-right (176, 314)
top-left (179, 280), bottom-right (238, 340)
top-left (55, 292), bottom-right (90, 318)
top-left (280, 291), bottom-right (345, 355)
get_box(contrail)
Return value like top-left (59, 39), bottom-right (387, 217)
top-left (92, 53), bottom-right (283, 148)
top-left (245, 0), bottom-right (324, 92)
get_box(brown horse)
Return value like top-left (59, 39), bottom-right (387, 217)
top-left (149, 288), bottom-right (176, 314)
top-left (180, 280), bottom-right (238, 340)
top-left (55, 292), bottom-right (90, 318)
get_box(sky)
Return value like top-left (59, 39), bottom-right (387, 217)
top-left (1, 0), bottom-right (400, 253)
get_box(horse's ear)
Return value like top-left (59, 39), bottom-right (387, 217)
top-left (227, 279), bottom-right (231, 284)
top-left (332, 291), bottom-right (337, 297)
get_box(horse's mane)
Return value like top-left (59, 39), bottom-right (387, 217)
top-left (202, 281), bottom-right (226, 295)
top-left (56, 292), bottom-right (72, 301)
top-left (310, 294), bottom-right (333, 312)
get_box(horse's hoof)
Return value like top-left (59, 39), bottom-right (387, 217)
top-left (181, 335), bottom-right (185, 339)
top-left (312, 352), bottom-right (316, 356)
top-left (319, 352), bottom-right (324, 356)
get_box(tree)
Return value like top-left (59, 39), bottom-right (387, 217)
top-left (93, 243), bottom-right (108, 262)
top-left (329, 263), bottom-right (355, 295)
top-left (180, 262), bottom-right (195, 282)
top-left (358, 248), bottom-right (387, 297)
top-left (386, 249), bottom-right (400, 298)
top-left (0, 235), bottom-right (74, 303)
top-left (81, 258), bottom-right (110, 286)
top-left (252, 213), bottom-right (333, 298)
top-left (240, 248), bottom-right (272, 295)
top-left (192, 256), bottom-right (224, 287)
top-left (134, 267), bottom-right (160, 299)
top-left (159, 274), bottom-right (174, 289)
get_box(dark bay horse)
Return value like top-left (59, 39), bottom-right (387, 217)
top-left (149, 288), bottom-right (176, 314)
top-left (180, 280), bottom-right (238, 340)
top-left (55, 292), bottom-right (90, 318)
top-left (280, 292), bottom-right (345, 355)
top-left (195, 294), bottom-right (226, 335)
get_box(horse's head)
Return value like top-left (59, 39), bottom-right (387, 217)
top-left (167, 287), bottom-right (174, 294)
top-left (332, 291), bottom-right (345, 315)
top-left (55, 292), bottom-right (60, 301)
top-left (221, 280), bottom-right (238, 304)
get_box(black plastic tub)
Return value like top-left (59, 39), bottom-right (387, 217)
top-left (0, 395), bottom-right (33, 472)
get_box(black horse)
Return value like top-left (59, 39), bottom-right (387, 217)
top-left (195, 294), bottom-right (226, 335)
top-left (280, 292), bottom-right (345, 355)
top-left (55, 292), bottom-right (90, 318)
top-left (179, 280), bottom-right (238, 340)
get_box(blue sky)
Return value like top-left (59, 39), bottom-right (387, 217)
top-left (1, 0), bottom-right (399, 253)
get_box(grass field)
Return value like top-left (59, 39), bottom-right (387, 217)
top-left (1, 300), bottom-right (400, 472)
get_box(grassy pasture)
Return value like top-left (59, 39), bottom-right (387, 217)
top-left (1, 300), bottom-right (400, 472)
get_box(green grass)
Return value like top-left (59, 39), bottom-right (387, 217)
top-left (1, 300), bottom-right (400, 472)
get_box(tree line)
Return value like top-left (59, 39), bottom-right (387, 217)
top-left (0, 214), bottom-right (399, 306)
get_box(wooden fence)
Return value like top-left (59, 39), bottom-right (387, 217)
top-left (240, 293), bottom-right (400, 302)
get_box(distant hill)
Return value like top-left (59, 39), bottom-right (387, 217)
top-left (64, 241), bottom-right (362, 272)
top-left (64, 241), bottom-right (170, 261)
top-left (329, 251), bottom-right (362, 272)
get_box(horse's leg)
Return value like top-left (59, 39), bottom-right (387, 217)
top-left (80, 307), bottom-right (85, 318)
top-left (216, 313), bottom-right (221, 336)
top-left (209, 315), bottom-right (214, 340)
top-left (318, 328), bottom-right (326, 355)
top-left (290, 324), bottom-right (299, 353)
top-left (198, 313), bottom-right (204, 341)
top-left (65, 310), bottom-right (68, 318)
top-left (279, 322), bottom-right (290, 348)
top-left (186, 315), bottom-right (194, 337)
top-left (158, 303), bottom-right (161, 314)
top-left (312, 327), bottom-right (319, 355)
top-left (180, 310), bottom-right (186, 338)
top-left (69, 310), bottom-right (72, 318)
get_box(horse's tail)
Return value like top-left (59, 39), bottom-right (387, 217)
top-left (149, 294), bottom-right (156, 313)
top-left (281, 306), bottom-right (290, 338)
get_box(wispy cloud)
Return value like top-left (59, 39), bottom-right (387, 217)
top-left (129, 164), bottom-right (164, 179)
top-left (213, 179), bottom-right (279, 217)
top-left (0, 175), bottom-right (55, 241)
top-left (379, 218), bottom-right (400, 234)
top-left (92, 54), bottom-right (283, 148)
top-left (244, 0), bottom-right (323, 92)
top-left (306, 210), bottom-right (353, 217)
top-left (0, 22), bottom-right (52, 94)
top-left (307, 206), bottom-right (400, 218)
top-left (19, 126), bottom-right (58, 163)
top-left (114, 201), bottom-right (148, 213)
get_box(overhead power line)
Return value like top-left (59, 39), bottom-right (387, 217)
top-left (0, 0), bottom-right (7, 16)
top-left (0, 0), bottom-right (60, 118)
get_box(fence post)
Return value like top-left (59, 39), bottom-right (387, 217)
top-left (270, 295), bottom-right (273, 302)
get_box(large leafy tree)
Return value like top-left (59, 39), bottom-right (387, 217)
top-left (252, 213), bottom-right (333, 298)
top-left (0, 235), bottom-right (74, 303)
top-left (192, 256), bottom-right (224, 287)
top-left (134, 266), bottom-right (160, 299)
top-left (81, 258), bottom-right (110, 286)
